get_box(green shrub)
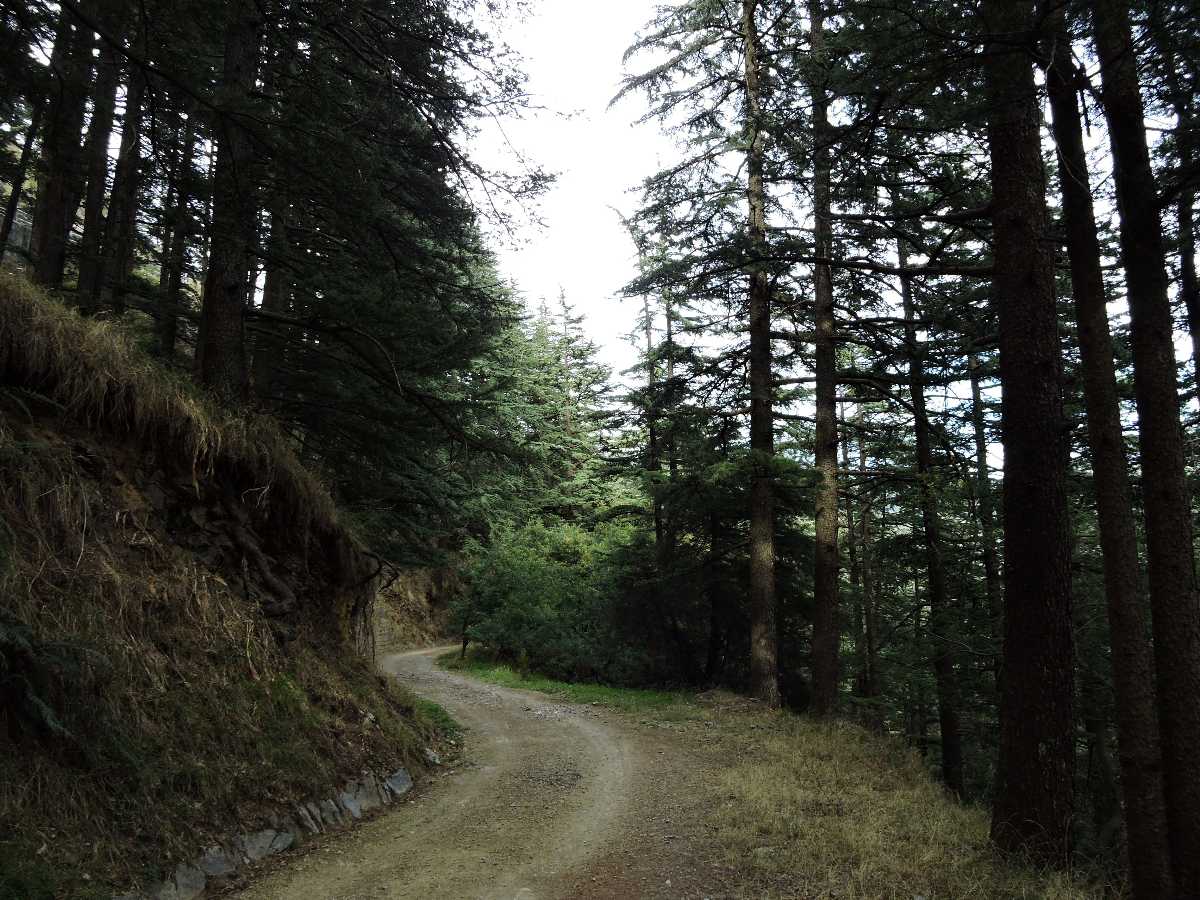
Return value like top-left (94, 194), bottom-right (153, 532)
top-left (452, 521), bottom-right (639, 682)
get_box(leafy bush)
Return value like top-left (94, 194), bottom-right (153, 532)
top-left (453, 521), bottom-right (644, 682)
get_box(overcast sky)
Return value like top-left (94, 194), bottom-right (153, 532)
top-left (475, 0), bottom-right (674, 379)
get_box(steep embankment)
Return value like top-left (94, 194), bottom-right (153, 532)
top-left (374, 569), bottom-right (457, 654)
top-left (0, 274), bottom-right (439, 899)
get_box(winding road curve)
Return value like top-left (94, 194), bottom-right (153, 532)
top-left (230, 647), bottom-right (726, 900)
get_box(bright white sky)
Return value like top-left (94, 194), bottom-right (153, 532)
top-left (475, 0), bottom-right (674, 380)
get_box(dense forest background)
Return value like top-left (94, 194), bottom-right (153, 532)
top-left (2, 0), bottom-right (1199, 897)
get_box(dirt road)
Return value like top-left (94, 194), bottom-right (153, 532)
top-left (230, 647), bottom-right (728, 900)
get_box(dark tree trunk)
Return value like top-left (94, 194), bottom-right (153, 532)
top-left (98, 69), bottom-right (146, 315)
top-left (76, 23), bottom-right (122, 308)
top-left (1156, 32), bottom-right (1200, 390)
top-left (252, 200), bottom-right (292, 397)
top-left (909, 588), bottom-right (929, 755)
top-left (900, 256), bottom-right (964, 798)
top-left (30, 3), bottom-right (93, 287)
top-left (842, 420), bottom-right (864, 703)
top-left (983, 0), bottom-right (1075, 864)
top-left (742, 0), bottom-right (780, 707)
top-left (1092, 3), bottom-right (1200, 892)
top-left (1081, 666), bottom-right (1123, 861)
top-left (860, 449), bottom-right (881, 733)
top-left (642, 294), bottom-right (663, 542)
top-left (1181, 181), bottom-right (1199, 393)
top-left (160, 113), bottom-right (198, 359)
top-left (1043, 12), bottom-right (1172, 895)
top-left (656, 296), bottom-right (679, 618)
top-left (0, 99), bottom-right (42, 255)
top-left (157, 103), bottom-right (184, 295)
top-left (641, 294), bottom-right (674, 672)
top-left (198, 0), bottom-right (260, 402)
top-left (704, 512), bottom-right (725, 685)
top-left (808, 0), bottom-right (839, 717)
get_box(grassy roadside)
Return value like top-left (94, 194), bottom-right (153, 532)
top-left (439, 651), bottom-right (696, 716)
top-left (440, 651), bottom-right (1116, 900)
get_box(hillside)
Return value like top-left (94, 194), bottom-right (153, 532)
top-left (0, 274), bottom-right (444, 899)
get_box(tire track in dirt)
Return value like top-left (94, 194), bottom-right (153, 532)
top-left (229, 647), bottom-right (729, 900)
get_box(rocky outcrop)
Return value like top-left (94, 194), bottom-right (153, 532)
top-left (116, 767), bottom-right (414, 900)
top-left (374, 567), bottom-right (460, 651)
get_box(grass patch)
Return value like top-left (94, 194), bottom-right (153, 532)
top-left (705, 710), bottom-right (1116, 899)
top-left (414, 698), bottom-right (463, 741)
top-left (444, 652), bottom-right (1113, 899)
top-left (439, 650), bottom-right (696, 717)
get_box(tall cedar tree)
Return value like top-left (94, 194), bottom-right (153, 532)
top-left (982, 0), bottom-right (1075, 862)
top-left (807, 0), bottom-right (840, 717)
top-left (1091, 1), bottom-right (1200, 892)
top-left (197, 0), bottom-right (258, 400)
top-left (1041, 4), bottom-right (1171, 894)
top-left (742, 0), bottom-right (782, 708)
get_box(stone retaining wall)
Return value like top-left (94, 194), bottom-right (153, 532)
top-left (117, 767), bottom-right (415, 900)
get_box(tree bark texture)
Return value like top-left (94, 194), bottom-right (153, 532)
top-left (160, 113), bottom-right (198, 359)
top-left (198, 0), bottom-right (260, 402)
top-left (1092, 2), bottom-right (1200, 891)
top-left (983, 0), bottom-right (1075, 864)
top-left (76, 20), bottom-right (122, 308)
top-left (742, 0), bottom-right (780, 708)
top-left (808, 0), bottom-right (839, 717)
top-left (99, 68), bottom-right (146, 315)
top-left (1044, 11), bottom-right (1172, 895)
top-left (30, 3), bottom-right (92, 287)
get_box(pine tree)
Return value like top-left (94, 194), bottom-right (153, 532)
top-left (982, 0), bottom-right (1075, 862)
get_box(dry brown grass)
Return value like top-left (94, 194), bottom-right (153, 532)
top-left (696, 700), bottom-right (1118, 899)
top-left (0, 272), bottom-right (350, 580)
top-left (0, 274), bottom-right (439, 898)
top-left (444, 660), bottom-right (1117, 899)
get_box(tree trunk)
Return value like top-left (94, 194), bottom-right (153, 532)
top-left (983, 0), bottom-right (1075, 864)
top-left (198, 0), bottom-right (260, 402)
top-left (742, 0), bottom-right (780, 707)
top-left (160, 113), bottom-right (198, 359)
top-left (1092, 2), bottom-right (1200, 891)
top-left (157, 103), bottom-right (184, 295)
top-left (842, 418), bottom-right (864, 704)
top-left (900, 254), bottom-right (964, 798)
top-left (642, 295), bottom-right (663, 543)
top-left (1043, 12), bottom-right (1172, 895)
top-left (30, 3), bottom-right (92, 287)
top-left (704, 511), bottom-right (725, 685)
top-left (1156, 35), bottom-right (1200, 390)
top-left (859, 437), bottom-right (882, 733)
top-left (808, 0), bottom-right (839, 717)
top-left (98, 69), bottom-right (146, 315)
top-left (909, 586), bottom-right (929, 755)
top-left (1181, 180), bottom-right (1199, 395)
top-left (252, 199), bottom-right (292, 397)
top-left (657, 295), bottom-right (679, 597)
top-left (76, 22), bottom-right (122, 308)
top-left (0, 99), bottom-right (42, 255)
